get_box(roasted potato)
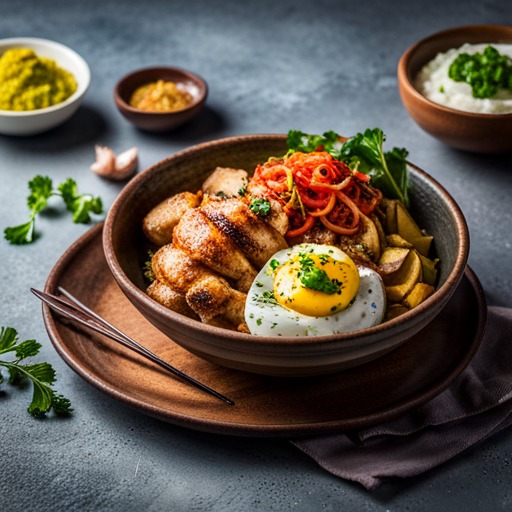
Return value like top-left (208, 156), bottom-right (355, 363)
top-left (378, 247), bottom-right (410, 274)
top-left (395, 202), bottom-right (433, 257)
top-left (419, 255), bottom-right (439, 286)
top-left (383, 249), bottom-right (423, 303)
top-left (384, 304), bottom-right (409, 321)
top-left (385, 234), bottom-right (413, 249)
top-left (358, 213), bottom-right (382, 261)
top-left (403, 282), bottom-right (435, 309)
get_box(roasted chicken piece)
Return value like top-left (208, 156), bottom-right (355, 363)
top-left (152, 244), bottom-right (246, 326)
top-left (202, 167), bottom-right (248, 198)
top-left (173, 208), bottom-right (258, 293)
top-left (143, 191), bottom-right (201, 246)
top-left (200, 196), bottom-right (287, 270)
top-left (246, 182), bottom-right (289, 236)
top-left (146, 280), bottom-right (199, 320)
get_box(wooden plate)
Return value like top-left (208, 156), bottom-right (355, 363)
top-left (43, 223), bottom-right (487, 438)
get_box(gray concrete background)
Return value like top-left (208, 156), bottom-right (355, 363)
top-left (1, 0), bottom-right (511, 510)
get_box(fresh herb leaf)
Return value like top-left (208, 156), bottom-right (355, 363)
top-left (27, 175), bottom-right (54, 214)
top-left (253, 290), bottom-right (279, 306)
top-left (286, 128), bottom-right (410, 208)
top-left (58, 179), bottom-right (103, 224)
top-left (4, 175), bottom-right (103, 245)
top-left (297, 254), bottom-right (341, 295)
top-left (238, 186), bottom-right (247, 197)
top-left (269, 259), bottom-right (280, 271)
top-left (0, 326), bottom-right (72, 417)
top-left (250, 198), bottom-right (271, 218)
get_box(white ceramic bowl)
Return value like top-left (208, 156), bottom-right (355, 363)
top-left (0, 37), bottom-right (90, 136)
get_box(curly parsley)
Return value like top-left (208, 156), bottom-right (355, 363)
top-left (249, 198), bottom-right (271, 218)
top-left (297, 254), bottom-right (341, 295)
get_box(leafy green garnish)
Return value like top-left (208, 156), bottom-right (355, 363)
top-left (58, 179), bottom-right (103, 224)
top-left (0, 326), bottom-right (72, 417)
top-left (448, 45), bottom-right (512, 99)
top-left (238, 186), bottom-right (247, 197)
top-left (4, 175), bottom-right (103, 245)
top-left (286, 128), bottom-right (410, 208)
top-left (249, 198), bottom-right (271, 218)
top-left (297, 254), bottom-right (341, 295)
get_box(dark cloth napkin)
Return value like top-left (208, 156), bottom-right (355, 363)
top-left (292, 306), bottom-right (512, 490)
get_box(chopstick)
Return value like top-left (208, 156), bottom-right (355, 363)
top-left (31, 287), bottom-right (234, 406)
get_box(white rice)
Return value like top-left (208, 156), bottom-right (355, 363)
top-left (415, 43), bottom-right (512, 114)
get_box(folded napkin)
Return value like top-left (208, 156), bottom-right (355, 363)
top-left (292, 306), bottom-right (512, 490)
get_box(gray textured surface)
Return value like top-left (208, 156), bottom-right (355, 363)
top-left (1, 0), bottom-right (512, 510)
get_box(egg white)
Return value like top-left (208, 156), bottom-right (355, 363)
top-left (245, 244), bottom-right (386, 337)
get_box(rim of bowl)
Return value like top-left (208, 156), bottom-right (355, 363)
top-left (103, 134), bottom-right (469, 347)
top-left (114, 66), bottom-right (208, 115)
top-left (0, 37), bottom-right (91, 117)
top-left (398, 24), bottom-right (512, 119)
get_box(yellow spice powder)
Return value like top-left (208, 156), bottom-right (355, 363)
top-left (129, 80), bottom-right (193, 112)
top-left (0, 48), bottom-right (77, 111)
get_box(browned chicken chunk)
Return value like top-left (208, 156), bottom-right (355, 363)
top-left (152, 244), bottom-right (246, 326)
top-left (146, 280), bottom-right (199, 320)
top-left (173, 208), bottom-right (258, 293)
top-left (202, 167), bottom-right (248, 198)
top-left (143, 191), bottom-right (201, 246)
top-left (200, 197), bottom-right (288, 269)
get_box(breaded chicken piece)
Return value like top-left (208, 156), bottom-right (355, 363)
top-left (173, 208), bottom-right (257, 293)
top-left (143, 191), bottom-right (201, 246)
top-left (146, 280), bottom-right (199, 320)
top-left (200, 196), bottom-right (288, 270)
top-left (202, 167), bottom-right (248, 198)
top-left (246, 182), bottom-right (290, 236)
top-left (152, 244), bottom-right (246, 325)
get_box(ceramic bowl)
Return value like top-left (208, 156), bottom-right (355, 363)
top-left (114, 67), bottom-right (207, 132)
top-left (398, 25), bottom-right (512, 153)
top-left (0, 37), bottom-right (90, 136)
top-left (103, 135), bottom-right (469, 377)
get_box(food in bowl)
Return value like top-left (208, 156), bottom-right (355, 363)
top-left (415, 43), bottom-right (512, 114)
top-left (129, 79), bottom-right (193, 112)
top-left (0, 48), bottom-right (77, 111)
top-left (140, 129), bottom-right (439, 336)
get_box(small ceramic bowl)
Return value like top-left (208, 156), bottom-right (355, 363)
top-left (114, 67), bottom-right (207, 132)
top-left (398, 25), bottom-right (512, 153)
top-left (0, 37), bottom-right (90, 136)
top-left (103, 135), bottom-right (469, 377)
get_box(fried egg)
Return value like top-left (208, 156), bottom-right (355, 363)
top-left (245, 243), bottom-right (386, 337)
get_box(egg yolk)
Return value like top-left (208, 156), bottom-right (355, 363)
top-left (273, 253), bottom-right (360, 317)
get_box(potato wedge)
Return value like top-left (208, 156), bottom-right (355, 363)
top-left (403, 282), bottom-right (435, 309)
top-left (419, 255), bottom-right (439, 286)
top-left (385, 304), bottom-right (409, 321)
top-left (396, 202), bottom-right (433, 256)
top-left (385, 199), bottom-right (398, 234)
top-left (359, 213), bottom-right (381, 261)
top-left (378, 247), bottom-right (410, 274)
top-left (383, 250), bottom-right (423, 302)
top-left (385, 234), bottom-right (413, 249)
top-left (372, 214), bottom-right (387, 258)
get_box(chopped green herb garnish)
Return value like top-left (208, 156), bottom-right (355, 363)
top-left (439, 85), bottom-right (445, 93)
top-left (143, 250), bottom-right (155, 282)
top-left (256, 318), bottom-right (263, 326)
top-left (271, 323), bottom-right (278, 329)
top-left (269, 259), bottom-right (280, 271)
top-left (255, 281), bottom-right (263, 287)
top-left (238, 186), bottom-right (247, 197)
top-left (448, 45), bottom-right (512, 99)
top-left (297, 254), bottom-right (341, 295)
top-left (249, 198), bottom-right (271, 218)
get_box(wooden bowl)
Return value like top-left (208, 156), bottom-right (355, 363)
top-left (398, 25), bottom-right (512, 153)
top-left (114, 67), bottom-right (207, 132)
top-left (103, 135), bottom-right (469, 377)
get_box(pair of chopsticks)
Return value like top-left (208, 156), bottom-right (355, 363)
top-left (31, 287), bottom-right (234, 406)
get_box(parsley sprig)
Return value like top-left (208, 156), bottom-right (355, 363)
top-left (0, 326), bottom-right (72, 417)
top-left (4, 175), bottom-right (103, 245)
top-left (249, 197), bottom-right (271, 218)
top-left (297, 253), bottom-right (341, 295)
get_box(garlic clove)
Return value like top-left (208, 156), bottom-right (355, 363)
top-left (90, 145), bottom-right (138, 181)
top-left (90, 145), bottom-right (116, 176)
top-left (114, 147), bottom-right (138, 180)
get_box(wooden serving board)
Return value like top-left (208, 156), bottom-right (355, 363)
top-left (43, 223), bottom-right (487, 437)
